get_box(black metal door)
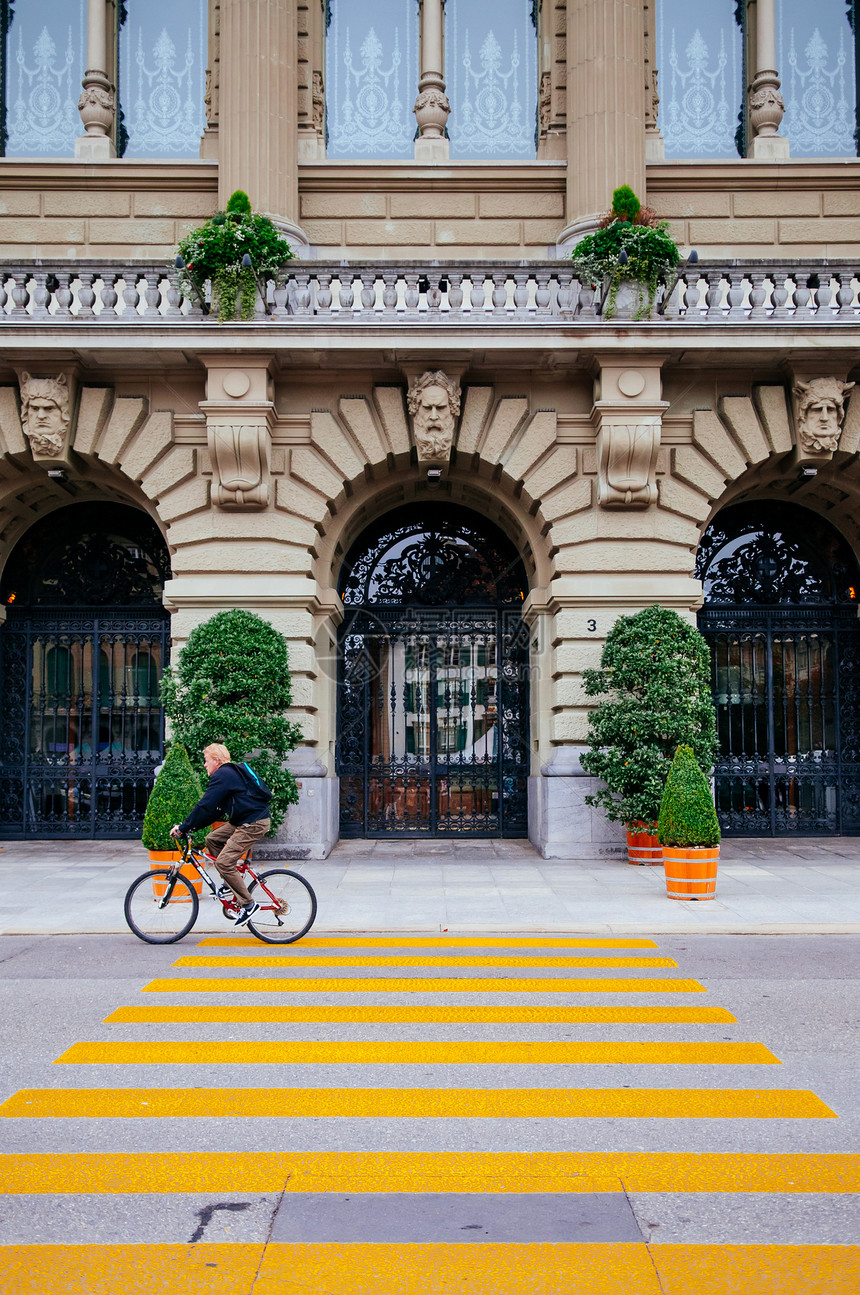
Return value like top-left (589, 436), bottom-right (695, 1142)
top-left (699, 608), bottom-right (860, 834)
top-left (0, 502), bottom-right (172, 839)
top-left (697, 501), bottom-right (860, 836)
top-left (0, 611), bottom-right (169, 838)
top-left (336, 505), bottom-right (530, 838)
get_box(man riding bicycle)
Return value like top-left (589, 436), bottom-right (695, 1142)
top-left (170, 742), bottom-right (271, 926)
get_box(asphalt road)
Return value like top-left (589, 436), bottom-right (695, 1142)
top-left (0, 931), bottom-right (858, 1293)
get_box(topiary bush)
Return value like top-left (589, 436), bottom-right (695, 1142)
top-left (570, 184), bottom-right (679, 320)
top-left (581, 605), bottom-right (718, 828)
top-left (160, 609), bottom-right (303, 834)
top-left (657, 744), bottom-right (721, 848)
top-left (142, 743), bottom-right (204, 851)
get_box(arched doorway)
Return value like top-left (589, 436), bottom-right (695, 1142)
top-left (696, 501), bottom-right (860, 835)
top-left (0, 503), bottom-right (172, 838)
top-left (336, 504), bottom-right (530, 837)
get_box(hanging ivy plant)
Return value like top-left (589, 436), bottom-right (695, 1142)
top-left (570, 186), bottom-right (680, 321)
top-left (174, 189), bottom-right (295, 322)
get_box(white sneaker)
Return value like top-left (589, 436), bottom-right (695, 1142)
top-left (233, 902), bottom-right (260, 926)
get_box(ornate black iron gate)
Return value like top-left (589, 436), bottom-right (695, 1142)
top-left (337, 506), bottom-right (530, 837)
top-left (697, 502), bottom-right (860, 836)
top-left (0, 504), bottom-right (171, 839)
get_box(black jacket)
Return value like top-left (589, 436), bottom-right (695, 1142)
top-left (178, 763), bottom-right (270, 832)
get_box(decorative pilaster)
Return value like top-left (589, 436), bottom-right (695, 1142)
top-left (643, 0), bottom-right (664, 161)
top-left (75, 0), bottom-right (116, 159)
top-left (749, 0), bottom-right (788, 159)
top-left (558, 0), bottom-right (647, 247)
top-left (219, 0), bottom-right (308, 248)
top-left (201, 0), bottom-right (221, 160)
top-left (414, 0), bottom-right (450, 161)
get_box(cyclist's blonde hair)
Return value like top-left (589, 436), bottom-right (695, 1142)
top-left (203, 743), bottom-right (231, 766)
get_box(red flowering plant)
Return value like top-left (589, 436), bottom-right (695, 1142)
top-left (175, 189), bottom-right (295, 322)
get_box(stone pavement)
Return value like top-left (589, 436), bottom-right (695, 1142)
top-left (1, 835), bottom-right (860, 935)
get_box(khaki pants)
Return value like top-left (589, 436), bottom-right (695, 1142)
top-left (205, 818), bottom-right (270, 906)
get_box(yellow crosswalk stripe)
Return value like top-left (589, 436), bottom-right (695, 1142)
top-left (0, 1087), bottom-right (835, 1120)
top-left (198, 936), bottom-right (662, 948)
top-left (141, 976), bottom-right (707, 994)
top-left (173, 955), bottom-right (679, 968)
top-left (2, 1150), bottom-right (857, 1195)
top-left (1, 1243), bottom-right (858, 1295)
top-left (54, 1040), bottom-right (780, 1066)
top-left (105, 1004), bottom-right (737, 1024)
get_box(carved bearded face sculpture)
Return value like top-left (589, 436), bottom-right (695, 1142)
top-left (407, 372), bottom-right (460, 462)
top-left (794, 377), bottom-right (854, 454)
top-left (19, 373), bottom-right (71, 458)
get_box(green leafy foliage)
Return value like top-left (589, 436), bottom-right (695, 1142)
top-left (581, 605), bottom-right (718, 828)
top-left (225, 189), bottom-right (252, 214)
top-left (658, 744), bottom-right (721, 847)
top-left (570, 185), bottom-right (679, 319)
top-left (175, 193), bottom-right (294, 321)
top-left (611, 184), bottom-right (641, 221)
top-left (160, 610), bottom-right (303, 833)
top-left (142, 743), bottom-right (204, 851)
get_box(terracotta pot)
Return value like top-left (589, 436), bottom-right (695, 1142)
top-left (662, 845), bottom-right (720, 900)
top-left (625, 822), bottom-right (661, 866)
top-left (148, 856), bottom-right (203, 899)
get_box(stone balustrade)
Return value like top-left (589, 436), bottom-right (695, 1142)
top-left (1, 260), bottom-right (859, 324)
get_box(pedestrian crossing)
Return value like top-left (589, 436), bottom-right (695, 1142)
top-left (0, 932), bottom-right (858, 1293)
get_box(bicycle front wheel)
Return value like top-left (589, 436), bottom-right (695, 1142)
top-left (247, 868), bottom-right (317, 944)
top-left (124, 869), bottom-right (199, 944)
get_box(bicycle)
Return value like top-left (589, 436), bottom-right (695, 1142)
top-left (124, 832), bottom-right (317, 945)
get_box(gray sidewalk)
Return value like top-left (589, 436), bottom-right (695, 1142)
top-left (2, 835), bottom-right (860, 935)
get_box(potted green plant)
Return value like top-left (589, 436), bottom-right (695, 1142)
top-left (141, 743), bottom-right (205, 896)
top-left (160, 608), bottom-right (303, 834)
top-left (580, 605), bottom-right (718, 865)
top-left (174, 189), bottom-right (295, 322)
top-left (657, 744), bottom-right (721, 900)
top-left (570, 184), bottom-right (680, 320)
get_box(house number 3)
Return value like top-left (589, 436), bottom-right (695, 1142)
top-left (587, 619), bottom-right (597, 632)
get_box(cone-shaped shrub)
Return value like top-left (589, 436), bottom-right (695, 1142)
top-left (581, 605), bottom-right (718, 827)
top-left (160, 609), bottom-right (303, 833)
top-left (142, 743), bottom-right (204, 850)
top-left (657, 744), bottom-right (721, 848)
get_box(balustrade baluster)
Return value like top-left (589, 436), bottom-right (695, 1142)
top-left (76, 272), bottom-right (96, 318)
top-left (0, 275), bottom-right (8, 316)
top-left (447, 271), bottom-right (463, 313)
top-left (681, 270), bottom-right (701, 317)
top-left (271, 270), bottom-right (290, 319)
top-left (381, 271), bottom-right (398, 311)
top-left (53, 271), bottom-right (73, 318)
top-left (29, 272), bottom-right (51, 320)
top-left (142, 271), bottom-right (161, 318)
top-left (534, 270), bottom-right (551, 315)
top-left (294, 271), bottom-right (312, 315)
top-left (99, 272), bottom-right (119, 319)
top-left (770, 273), bottom-right (790, 319)
top-left (165, 269), bottom-right (182, 317)
top-left (576, 276), bottom-right (597, 320)
top-left (491, 272), bottom-right (508, 314)
top-left (121, 274), bottom-right (140, 319)
top-left (316, 271), bottom-right (333, 313)
top-left (404, 272), bottom-right (420, 312)
top-left (836, 273), bottom-right (856, 317)
top-left (360, 270), bottom-right (376, 313)
top-left (425, 273), bottom-right (442, 312)
top-left (726, 271), bottom-right (747, 320)
top-left (704, 272), bottom-right (723, 318)
top-left (793, 273), bottom-right (812, 320)
top-left (469, 275), bottom-right (486, 311)
top-left (10, 272), bottom-right (30, 318)
top-left (747, 271), bottom-right (768, 320)
top-left (513, 271), bottom-right (529, 316)
top-left (338, 274), bottom-right (355, 311)
top-left (816, 275), bottom-right (833, 314)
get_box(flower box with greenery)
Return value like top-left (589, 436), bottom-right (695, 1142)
top-left (141, 743), bottom-right (206, 894)
top-left (657, 744), bottom-right (721, 900)
top-left (580, 605), bottom-right (718, 865)
top-left (175, 189), bottom-right (295, 322)
top-left (570, 185), bottom-right (680, 321)
top-left (160, 608), bottom-right (303, 836)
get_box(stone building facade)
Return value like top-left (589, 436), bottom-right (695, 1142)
top-left (2, 0), bottom-right (860, 851)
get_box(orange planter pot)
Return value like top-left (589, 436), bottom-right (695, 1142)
top-left (625, 823), bottom-right (661, 866)
top-left (662, 846), bottom-right (720, 900)
top-left (148, 855), bottom-right (203, 899)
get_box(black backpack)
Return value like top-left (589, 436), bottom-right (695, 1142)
top-left (233, 761), bottom-right (273, 805)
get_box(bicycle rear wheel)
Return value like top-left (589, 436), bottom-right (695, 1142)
top-left (247, 868), bottom-right (317, 943)
top-left (124, 869), bottom-right (199, 944)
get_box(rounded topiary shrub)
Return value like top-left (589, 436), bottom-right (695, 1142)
top-left (657, 744), bottom-right (721, 848)
top-left (142, 743), bottom-right (203, 851)
top-left (581, 605), bottom-right (718, 828)
top-left (160, 609), bottom-right (303, 833)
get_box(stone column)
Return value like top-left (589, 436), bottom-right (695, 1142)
top-left (219, 0), bottom-right (309, 249)
top-left (557, 0), bottom-right (647, 247)
top-left (75, 0), bottom-right (116, 159)
top-left (643, 0), bottom-right (664, 161)
top-left (414, 0), bottom-right (450, 161)
top-left (749, 0), bottom-right (788, 158)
